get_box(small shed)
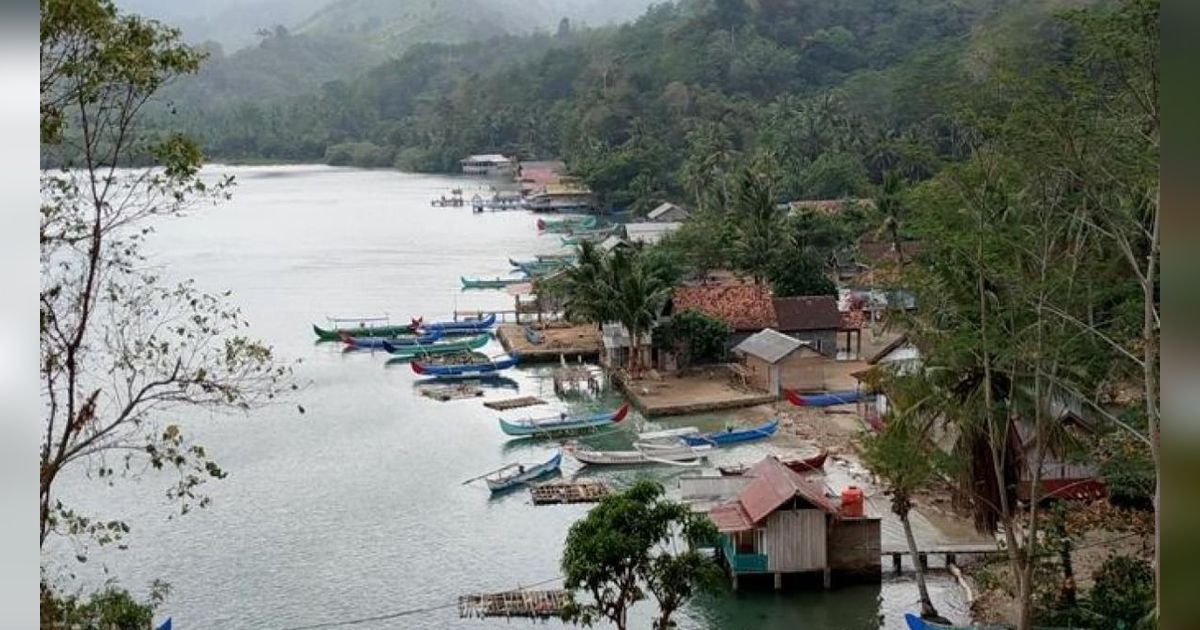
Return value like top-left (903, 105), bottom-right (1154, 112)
top-left (647, 202), bottom-right (690, 222)
top-left (733, 328), bottom-right (826, 395)
top-left (600, 323), bottom-right (652, 371)
top-left (707, 456), bottom-right (880, 590)
top-left (597, 235), bottom-right (633, 253)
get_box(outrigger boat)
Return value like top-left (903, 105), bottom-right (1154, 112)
top-left (536, 215), bottom-right (597, 233)
top-left (568, 442), bottom-right (712, 467)
top-left (411, 313), bottom-right (496, 333)
top-left (784, 389), bottom-right (866, 407)
top-left (461, 276), bottom-right (526, 289)
top-left (681, 419), bottom-right (779, 447)
top-left (559, 227), bottom-right (616, 246)
top-left (512, 259), bottom-right (569, 277)
top-left (380, 333), bottom-right (490, 357)
top-left (410, 353), bottom-right (518, 377)
top-left (903, 614), bottom-right (1010, 630)
top-left (337, 328), bottom-right (442, 349)
top-left (312, 315), bottom-right (410, 341)
top-left (466, 451), bottom-right (563, 494)
top-left (498, 404), bottom-right (630, 438)
top-left (718, 450), bottom-right (828, 476)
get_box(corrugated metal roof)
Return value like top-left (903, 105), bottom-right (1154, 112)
top-left (624, 222), bottom-right (681, 245)
top-left (648, 202), bottom-right (688, 220)
top-left (739, 456), bottom-right (840, 522)
top-left (772, 295), bottom-right (841, 332)
top-left (708, 503), bottom-right (754, 533)
top-left (733, 328), bottom-right (804, 363)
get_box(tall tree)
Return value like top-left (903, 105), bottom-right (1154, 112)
top-left (732, 167), bottom-right (781, 284)
top-left (606, 248), bottom-right (672, 375)
top-left (40, 0), bottom-right (290, 557)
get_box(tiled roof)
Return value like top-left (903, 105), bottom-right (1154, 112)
top-left (707, 456), bottom-right (839, 532)
top-left (772, 295), bottom-right (841, 332)
top-left (734, 328), bottom-right (804, 363)
top-left (672, 284), bottom-right (775, 331)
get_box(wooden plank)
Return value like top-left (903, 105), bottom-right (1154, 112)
top-left (483, 396), bottom-right (546, 411)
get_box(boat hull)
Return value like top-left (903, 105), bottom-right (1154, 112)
top-left (498, 404), bottom-right (629, 437)
top-left (415, 313), bottom-right (496, 333)
top-left (313, 323), bottom-right (412, 341)
top-left (411, 354), bottom-right (518, 376)
top-left (340, 329), bottom-right (442, 348)
top-left (486, 452), bottom-right (562, 493)
top-left (682, 419), bottom-right (779, 447)
top-left (572, 444), bottom-right (711, 466)
top-left (720, 451), bottom-right (827, 476)
top-left (381, 333), bottom-right (490, 357)
top-left (784, 389), bottom-right (865, 407)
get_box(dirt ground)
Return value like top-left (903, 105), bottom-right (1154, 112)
top-left (497, 323), bottom-right (599, 359)
top-left (625, 367), bottom-right (775, 416)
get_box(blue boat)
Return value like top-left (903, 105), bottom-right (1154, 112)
top-left (904, 614), bottom-right (1011, 630)
top-left (338, 328), bottom-right (442, 348)
top-left (499, 404), bottom-right (630, 438)
top-left (681, 419), bottom-right (778, 447)
top-left (410, 354), bottom-right (519, 377)
top-left (523, 325), bottom-right (544, 345)
top-left (412, 312), bottom-right (496, 333)
top-left (785, 389), bottom-right (865, 407)
top-left (484, 451), bottom-right (562, 493)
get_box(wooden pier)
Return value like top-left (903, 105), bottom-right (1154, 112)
top-left (530, 480), bottom-right (609, 505)
top-left (880, 543), bottom-right (1001, 572)
top-left (496, 323), bottom-right (600, 363)
top-left (483, 396), bottom-right (546, 411)
top-left (458, 589), bottom-right (568, 619)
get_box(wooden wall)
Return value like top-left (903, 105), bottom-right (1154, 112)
top-left (762, 509), bottom-right (826, 572)
top-left (826, 517), bottom-right (881, 578)
top-left (778, 352), bottom-right (827, 393)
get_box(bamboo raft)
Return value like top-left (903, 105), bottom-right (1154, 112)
top-left (418, 383), bottom-right (484, 401)
top-left (530, 480), bottom-right (609, 505)
top-left (458, 589), bottom-right (568, 619)
top-left (483, 396), bottom-right (547, 411)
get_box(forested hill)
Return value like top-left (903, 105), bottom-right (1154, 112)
top-left (154, 0), bottom-right (1095, 207)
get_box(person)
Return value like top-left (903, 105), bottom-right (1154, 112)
top-left (517, 465), bottom-right (525, 474)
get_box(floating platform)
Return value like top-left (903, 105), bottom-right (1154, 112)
top-left (530, 480), bottom-right (609, 505)
top-left (418, 383), bottom-right (484, 401)
top-left (483, 396), bottom-right (546, 411)
top-left (458, 589), bottom-right (568, 619)
top-left (496, 323), bottom-right (600, 363)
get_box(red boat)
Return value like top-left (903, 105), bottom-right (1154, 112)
top-left (718, 450), bottom-right (827, 476)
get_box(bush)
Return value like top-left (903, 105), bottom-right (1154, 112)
top-left (41, 581), bottom-right (168, 630)
top-left (323, 141), bottom-right (393, 167)
top-left (653, 308), bottom-right (731, 367)
top-left (1088, 554), bottom-right (1154, 628)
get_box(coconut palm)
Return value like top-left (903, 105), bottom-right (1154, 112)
top-left (875, 169), bottom-right (905, 267)
top-left (605, 248), bottom-right (672, 375)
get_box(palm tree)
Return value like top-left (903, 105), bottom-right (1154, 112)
top-left (732, 168), bottom-right (782, 284)
top-left (605, 248), bottom-right (671, 375)
top-left (876, 169), bottom-right (905, 267)
top-left (562, 240), bottom-right (611, 325)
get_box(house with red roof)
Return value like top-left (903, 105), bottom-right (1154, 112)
top-left (707, 456), bottom-right (881, 590)
top-left (669, 283), bottom-right (776, 347)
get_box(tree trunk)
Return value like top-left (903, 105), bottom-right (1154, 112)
top-left (655, 603), bottom-right (678, 630)
top-left (899, 506), bottom-right (939, 619)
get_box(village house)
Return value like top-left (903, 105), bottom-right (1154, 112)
top-left (732, 328), bottom-right (827, 395)
top-left (852, 334), bottom-right (921, 431)
top-left (460, 153), bottom-right (515, 176)
top-left (771, 295), bottom-right (841, 355)
top-left (624, 221), bottom-right (682, 246)
top-left (669, 282), bottom-right (776, 348)
top-left (705, 456), bottom-right (881, 590)
top-left (515, 159), bottom-right (566, 193)
top-left (646, 201), bottom-right (690, 222)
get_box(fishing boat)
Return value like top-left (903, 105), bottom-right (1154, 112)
top-left (483, 451), bottom-right (563, 493)
top-left (380, 333), bottom-right (490, 357)
top-left (498, 404), bottom-right (630, 438)
top-left (312, 316), bottom-right (410, 341)
top-left (568, 443), bottom-right (712, 466)
top-left (903, 614), bottom-right (1010, 630)
top-left (718, 450), bottom-right (828, 476)
top-left (410, 354), bottom-right (518, 376)
top-left (559, 228), bottom-right (615, 246)
top-left (784, 389), bottom-right (865, 407)
top-left (337, 328), bottom-right (442, 349)
top-left (413, 374), bottom-right (519, 390)
top-left (536, 215), bottom-right (597, 233)
top-left (411, 313), bottom-right (496, 333)
top-left (461, 276), bottom-right (526, 289)
top-left (681, 419), bottom-right (779, 447)
top-left (535, 253), bottom-right (576, 262)
top-left (515, 260), bottom-right (569, 277)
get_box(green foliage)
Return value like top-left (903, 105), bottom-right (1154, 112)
top-left (731, 168), bottom-right (782, 284)
top-left (768, 248), bottom-right (836, 298)
top-left (324, 141), bottom-right (394, 167)
top-left (652, 309), bottom-right (731, 368)
top-left (561, 479), bottom-right (719, 630)
top-left (41, 580), bottom-right (168, 630)
top-left (1088, 554), bottom-right (1155, 628)
top-left (1098, 428), bottom-right (1156, 510)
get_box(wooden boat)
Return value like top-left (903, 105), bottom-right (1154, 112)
top-left (569, 443), bottom-right (712, 466)
top-left (461, 276), bottom-right (526, 289)
top-left (536, 215), bottom-right (596, 233)
top-left (410, 354), bottom-right (518, 376)
top-left (498, 404), bottom-right (630, 437)
top-left (784, 389), bottom-right (865, 407)
top-left (312, 317), bottom-right (411, 341)
top-left (515, 260), bottom-right (568, 277)
top-left (485, 451), bottom-right (563, 493)
top-left (380, 333), bottom-right (490, 357)
top-left (535, 253), bottom-right (576, 262)
top-left (903, 613), bottom-right (1011, 630)
top-left (559, 229), bottom-right (614, 246)
top-left (681, 419), bottom-right (779, 447)
top-left (718, 450), bottom-right (828, 476)
top-left (411, 313), bottom-right (496, 333)
top-left (337, 328), bottom-right (442, 348)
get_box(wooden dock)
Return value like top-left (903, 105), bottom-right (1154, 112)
top-left (484, 396), bottom-right (546, 411)
top-left (458, 589), bottom-right (568, 619)
top-left (417, 384), bottom-right (484, 401)
top-left (496, 323), bottom-right (600, 363)
top-left (531, 480), bottom-right (609, 505)
top-left (880, 543), bottom-right (1001, 572)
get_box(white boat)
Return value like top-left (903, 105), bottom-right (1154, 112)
top-left (636, 427), bottom-right (699, 442)
top-left (568, 443), bottom-right (712, 466)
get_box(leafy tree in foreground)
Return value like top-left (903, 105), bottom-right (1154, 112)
top-left (652, 308), bottom-right (731, 369)
top-left (562, 480), bottom-right (719, 630)
top-left (40, 0), bottom-right (291, 560)
top-left (41, 580), bottom-right (168, 630)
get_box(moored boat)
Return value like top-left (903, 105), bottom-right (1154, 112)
top-left (681, 419), bottom-right (779, 447)
top-left (461, 276), bottom-right (526, 289)
top-left (411, 313), bottom-right (496, 333)
top-left (498, 404), bottom-right (630, 438)
top-left (903, 613), bottom-right (1009, 630)
top-left (568, 443), bottom-right (712, 466)
top-left (536, 215), bottom-right (597, 233)
top-left (410, 354), bottom-right (518, 376)
top-left (784, 389), bottom-right (865, 407)
top-left (484, 451), bottom-right (563, 493)
top-left (719, 450), bottom-right (828, 476)
top-left (380, 333), bottom-right (490, 357)
top-left (312, 316), bottom-right (411, 341)
top-left (338, 328), bottom-right (443, 348)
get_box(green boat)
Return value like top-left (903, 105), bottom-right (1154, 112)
top-left (537, 215), bottom-right (596, 233)
top-left (313, 320), bottom-right (412, 341)
top-left (461, 276), bottom-right (526, 289)
top-left (380, 333), bottom-right (491, 357)
top-left (560, 227), bottom-right (616, 246)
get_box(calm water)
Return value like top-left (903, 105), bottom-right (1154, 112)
top-left (50, 165), bottom-right (967, 629)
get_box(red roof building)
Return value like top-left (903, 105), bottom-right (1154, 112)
top-left (672, 284), bottom-right (776, 332)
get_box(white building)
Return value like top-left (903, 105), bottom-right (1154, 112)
top-left (460, 154), bottom-right (515, 176)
